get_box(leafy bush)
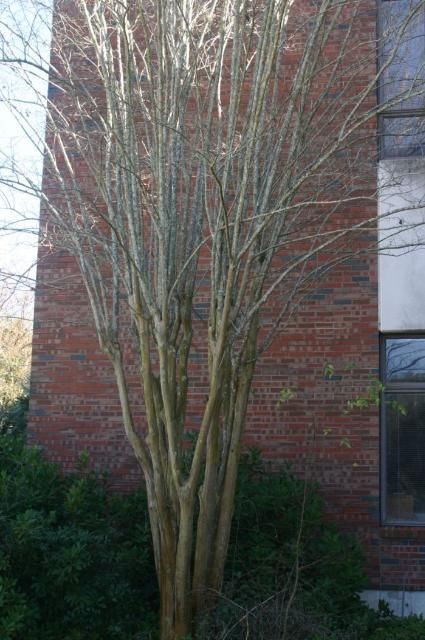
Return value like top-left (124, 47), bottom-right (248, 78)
top-left (3, 430), bottom-right (405, 640)
top-left (0, 395), bottom-right (28, 434)
top-left (212, 450), bottom-right (370, 639)
top-left (368, 614), bottom-right (425, 640)
top-left (0, 433), bottom-right (158, 640)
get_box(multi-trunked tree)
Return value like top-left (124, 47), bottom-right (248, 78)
top-left (1, 0), bottom-right (425, 637)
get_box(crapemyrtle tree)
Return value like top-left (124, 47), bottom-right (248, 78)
top-left (1, 0), bottom-right (424, 637)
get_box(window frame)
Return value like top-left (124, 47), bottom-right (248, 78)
top-left (381, 333), bottom-right (425, 525)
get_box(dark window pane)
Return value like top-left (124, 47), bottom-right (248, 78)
top-left (386, 338), bottom-right (425, 381)
top-left (385, 392), bottom-right (425, 522)
top-left (381, 116), bottom-right (425, 157)
top-left (380, 0), bottom-right (425, 111)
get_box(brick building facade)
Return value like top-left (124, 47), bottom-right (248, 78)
top-left (29, 0), bottom-right (425, 608)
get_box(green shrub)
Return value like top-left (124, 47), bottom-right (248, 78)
top-left (368, 614), bottom-right (425, 640)
top-left (0, 430), bottom-right (381, 640)
top-left (213, 450), bottom-right (370, 639)
top-left (0, 433), bottom-right (158, 640)
top-left (0, 396), bottom-right (29, 435)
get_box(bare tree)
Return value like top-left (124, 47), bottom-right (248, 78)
top-left (1, 0), bottom-right (424, 638)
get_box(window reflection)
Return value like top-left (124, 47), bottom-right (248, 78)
top-left (386, 338), bottom-right (425, 381)
top-left (379, 0), bottom-right (425, 158)
top-left (381, 0), bottom-right (425, 111)
top-left (381, 116), bottom-right (425, 157)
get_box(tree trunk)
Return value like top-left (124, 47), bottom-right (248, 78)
top-left (148, 490), bottom-right (194, 640)
top-left (153, 520), bottom-right (194, 640)
top-left (174, 498), bottom-right (194, 638)
top-left (158, 575), bottom-right (192, 640)
top-left (192, 416), bottom-right (220, 621)
top-left (159, 568), bottom-right (177, 640)
top-left (209, 325), bottom-right (258, 594)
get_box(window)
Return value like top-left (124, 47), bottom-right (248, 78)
top-left (378, 0), bottom-right (425, 158)
top-left (382, 336), bottom-right (425, 523)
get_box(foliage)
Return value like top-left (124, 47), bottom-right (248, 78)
top-left (0, 316), bottom-right (31, 409)
top-left (0, 432), bottom-right (158, 640)
top-left (0, 291), bottom-right (32, 437)
top-left (4, 430), bottom-right (424, 640)
top-left (0, 395), bottom-right (29, 434)
top-left (230, 451), bottom-right (366, 605)
top-left (1, 433), bottom-right (372, 640)
top-left (368, 614), bottom-right (425, 640)
top-left (206, 450), bottom-right (370, 639)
